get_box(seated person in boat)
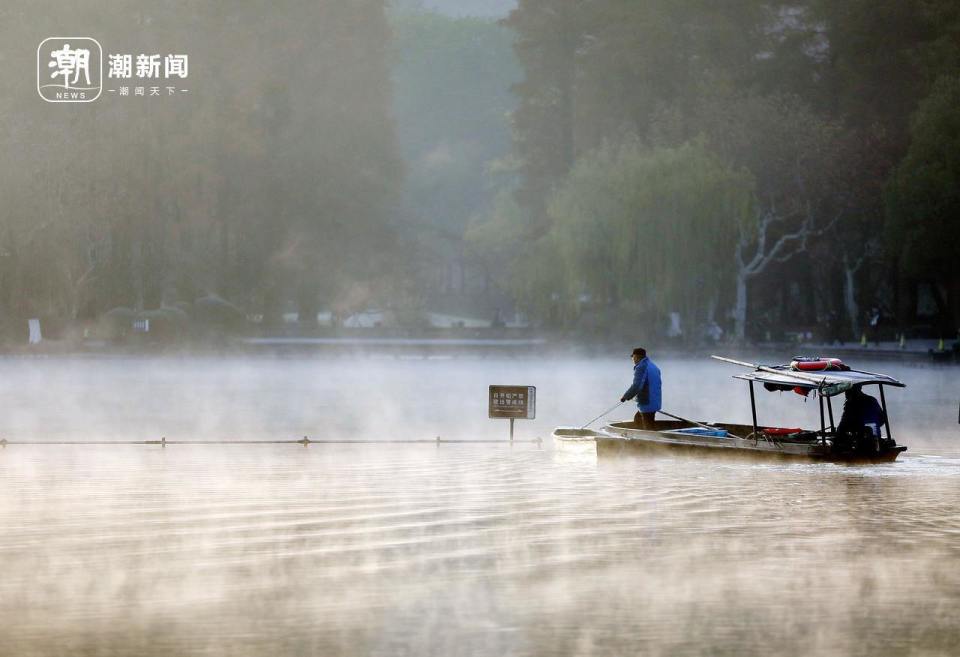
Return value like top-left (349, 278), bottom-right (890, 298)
top-left (620, 347), bottom-right (662, 429)
top-left (836, 386), bottom-right (886, 452)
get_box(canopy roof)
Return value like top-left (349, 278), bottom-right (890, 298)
top-left (733, 366), bottom-right (905, 396)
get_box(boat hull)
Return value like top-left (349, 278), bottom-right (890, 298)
top-left (554, 422), bottom-right (907, 464)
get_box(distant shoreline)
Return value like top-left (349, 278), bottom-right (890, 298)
top-left (0, 335), bottom-right (954, 364)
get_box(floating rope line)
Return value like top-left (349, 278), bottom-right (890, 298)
top-left (0, 436), bottom-right (543, 448)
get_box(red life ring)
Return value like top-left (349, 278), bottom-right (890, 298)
top-left (790, 357), bottom-right (847, 371)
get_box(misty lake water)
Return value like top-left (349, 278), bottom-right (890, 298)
top-left (1, 354), bottom-right (958, 656)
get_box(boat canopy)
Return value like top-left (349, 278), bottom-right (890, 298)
top-left (733, 366), bottom-right (905, 396)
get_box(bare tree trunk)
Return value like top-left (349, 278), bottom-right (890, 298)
top-left (218, 217), bottom-right (230, 296)
top-left (732, 204), bottom-right (839, 342)
top-left (843, 255), bottom-right (860, 339)
top-left (950, 276), bottom-right (960, 333)
top-left (734, 268), bottom-right (748, 341)
top-left (133, 239), bottom-right (144, 312)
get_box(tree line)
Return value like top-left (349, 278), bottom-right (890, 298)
top-left (2, 1), bottom-right (958, 345)
top-left (0, 1), bottom-right (405, 341)
top-left (467, 0), bottom-right (960, 342)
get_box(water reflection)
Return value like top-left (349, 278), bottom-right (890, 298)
top-left (0, 356), bottom-right (958, 655)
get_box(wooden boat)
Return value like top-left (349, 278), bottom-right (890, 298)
top-left (554, 356), bottom-right (908, 463)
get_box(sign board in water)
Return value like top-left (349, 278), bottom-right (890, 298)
top-left (488, 385), bottom-right (536, 420)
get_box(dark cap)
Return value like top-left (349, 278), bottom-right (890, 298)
top-left (630, 347), bottom-right (647, 358)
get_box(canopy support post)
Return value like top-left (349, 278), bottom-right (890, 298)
top-left (749, 381), bottom-right (759, 438)
top-left (879, 384), bottom-right (892, 443)
top-left (826, 394), bottom-right (836, 434)
top-left (819, 393), bottom-right (826, 446)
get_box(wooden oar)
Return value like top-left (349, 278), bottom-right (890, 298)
top-left (581, 401), bottom-right (626, 429)
top-left (657, 410), bottom-right (720, 432)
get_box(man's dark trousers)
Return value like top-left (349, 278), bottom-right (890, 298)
top-left (634, 412), bottom-right (656, 430)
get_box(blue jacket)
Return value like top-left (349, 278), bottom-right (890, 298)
top-left (623, 357), bottom-right (662, 413)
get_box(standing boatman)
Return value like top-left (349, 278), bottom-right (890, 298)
top-left (621, 347), bottom-right (662, 429)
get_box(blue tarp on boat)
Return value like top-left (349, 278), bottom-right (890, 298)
top-left (667, 427), bottom-right (729, 438)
